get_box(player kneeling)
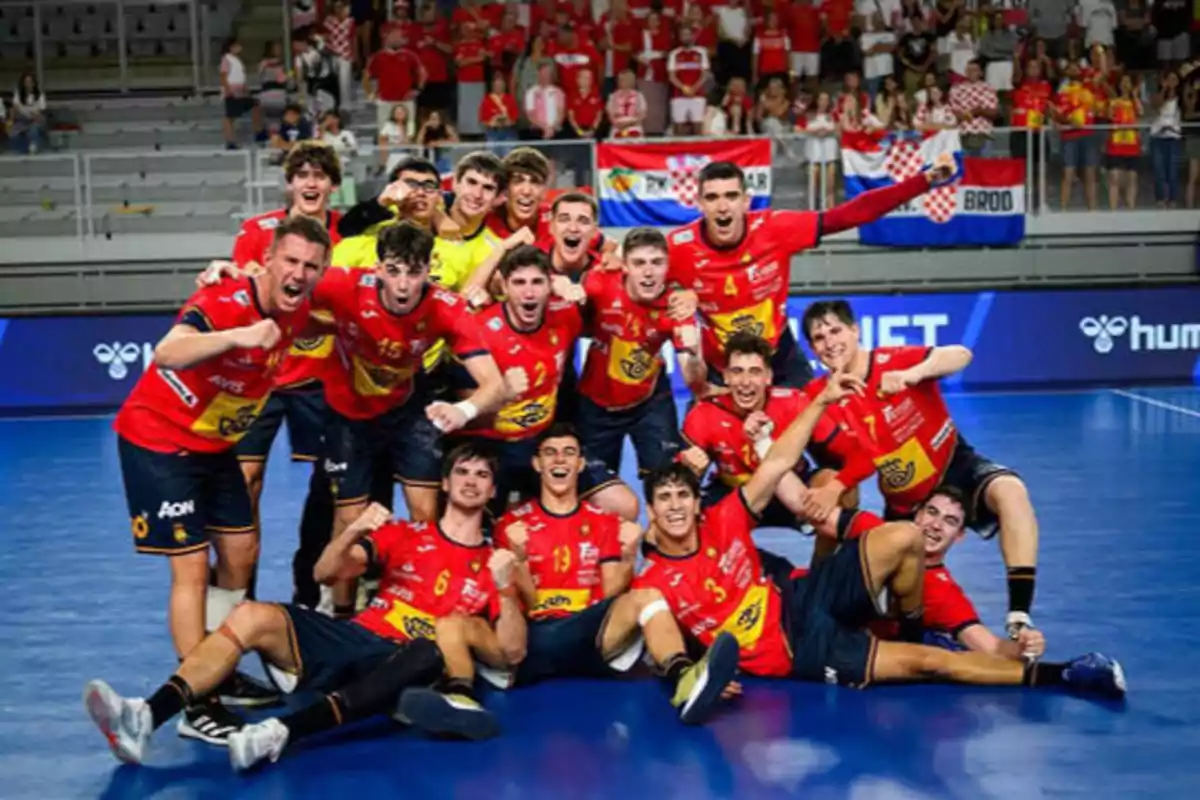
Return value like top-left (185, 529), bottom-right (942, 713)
top-left (82, 443), bottom-right (526, 771)
top-left (486, 423), bottom-right (740, 725)
top-left (637, 371), bottom-right (1126, 698)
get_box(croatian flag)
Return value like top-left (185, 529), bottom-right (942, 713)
top-left (841, 130), bottom-right (1026, 248)
top-left (597, 138), bottom-right (772, 227)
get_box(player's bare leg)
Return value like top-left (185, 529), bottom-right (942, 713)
top-left (239, 460), bottom-right (268, 530)
top-left (168, 550), bottom-right (211, 658)
top-left (598, 588), bottom-right (740, 724)
top-left (857, 521), bottom-right (927, 641)
top-left (397, 616), bottom-right (505, 740)
top-left (982, 474), bottom-right (1040, 633)
top-left (869, 639), bottom-right (1125, 698)
top-left (330, 500), bottom-right (368, 616)
top-left (807, 469), bottom-right (860, 565)
top-left (84, 602), bottom-right (295, 764)
top-left (402, 483), bottom-right (440, 522)
top-left (586, 483), bottom-right (641, 522)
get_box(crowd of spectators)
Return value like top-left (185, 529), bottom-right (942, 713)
top-left (217, 0), bottom-right (1200, 210)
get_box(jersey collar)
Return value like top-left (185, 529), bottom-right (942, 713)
top-left (538, 498), bottom-right (581, 518)
top-left (501, 301), bottom-right (547, 335)
top-left (247, 277), bottom-right (271, 318)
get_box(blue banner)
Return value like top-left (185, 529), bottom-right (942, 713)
top-left (1, 286), bottom-right (1198, 414)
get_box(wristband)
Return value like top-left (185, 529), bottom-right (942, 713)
top-left (753, 435), bottom-right (774, 460)
top-left (453, 400), bottom-right (479, 422)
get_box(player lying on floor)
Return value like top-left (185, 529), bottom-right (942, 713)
top-left (635, 369), bottom-right (1126, 697)
top-left (758, 487), bottom-right (1045, 660)
top-left (476, 422), bottom-right (740, 723)
top-left (800, 299), bottom-right (1041, 638)
top-left (83, 442), bottom-right (527, 771)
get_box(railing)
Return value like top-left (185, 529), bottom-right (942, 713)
top-left (3, 124), bottom-right (1199, 248)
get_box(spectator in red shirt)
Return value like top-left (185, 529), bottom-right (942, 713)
top-left (551, 26), bottom-right (601, 104)
top-left (415, 3), bottom-right (453, 117)
top-left (480, 73), bottom-right (520, 147)
top-left (788, 0), bottom-right (821, 80)
top-left (601, 0), bottom-right (639, 94)
top-left (668, 24), bottom-right (711, 135)
top-left (455, 21), bottom-right (489, 136)
top-left (568, 69), bottom-right (605, 139)
top-left (364, 25), bottom-right (425, 139)
top-left (489, 7), bottom-right (527, 82)
top-left (753, 10), bottom-right (791, 88)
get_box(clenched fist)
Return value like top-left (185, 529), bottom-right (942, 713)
top-left (743, 411), bottom-right (773, 442)
top-left (618, 521), bottom-right (643, 560)
top-left (227, 318), bottom-right (282, 350)
top-left (504, 366), bottom-right (530, 399)
top-left (350, 502), bottom-right (392, 536)
top-left (503, 520), bottom-right (529, 560)
top-left (679, 446), bottom-right (711, 476)
top-left (489, 548), bottom-right (518, 589)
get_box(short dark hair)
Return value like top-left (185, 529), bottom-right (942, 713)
top-left (454, 150), bottom-right (508, 193)
top-left (502, 147), bottom-right (551, 184)
top-left (801, 299), bottom-right (856, 342)
top-left (536, 421), bottom-right (581, 450)
top-left (284, 140), bottom-right (343, 188)
top-left (376, 221), bottom-right (435, 266)
top-left (926, 484), bottom-right (967, 511)
top-left (498, 244), bottom-right (552, 279)
top-left (623, 227), bottom-right (668, 255)
top-left (272, 214), bottom-right (331, 256)
top-left (387, 154), bottom-right (439, 183)
top-left (724, 331), bottom-right (774, 365)
top-left (442, 440), bottom-right (500, 481)
top-left (551, 191), bottom-right (598, 219)
top-left (643, 463), bottom-right (701, 503)
top-left (697, 161), bottom-right (746, 193)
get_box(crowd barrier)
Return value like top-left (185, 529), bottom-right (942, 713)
top-left (3, 284), bottom-right (1197, 414)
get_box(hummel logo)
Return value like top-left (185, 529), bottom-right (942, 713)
top-left (1079, 315), bottom-right (1128, 354)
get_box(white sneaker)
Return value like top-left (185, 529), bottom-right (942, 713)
top-left (177, 701), bottom-right (243, 745)
top-left (1005, 611), bottom-right (1035, 639)
top-left (83, 680), bottom-right (153, 764)
top-left (228, 718), bottom-right (290, 772)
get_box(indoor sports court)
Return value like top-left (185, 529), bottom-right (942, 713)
top-left (2, 385), bottom-right (1197, 799)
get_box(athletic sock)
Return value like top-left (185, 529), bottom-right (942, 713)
top-left (280, 695), bottom-right (342, 744)
top-left (148, 675), bottom-right (195, 729)
top-left (441, 677), bottom-right (478, 702)
top-left (332, 603), bottom-right (356, 620)
top-left (898, 608), bottom-right (925, 643)
top-left (1023, 661), bottom-right (1067, 688)
top-left (1007, 567), bottom-right (1037, 615)
top-left (662, 653), bottom-right (694, 685)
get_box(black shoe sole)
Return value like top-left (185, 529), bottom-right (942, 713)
top-left (397, 688), bottom-right (499, 741)
top-left (680, 633), bottom-right (739, 726)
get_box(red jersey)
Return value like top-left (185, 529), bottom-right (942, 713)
top-left (1010, 80), bottom-right (1052, 129)
top-left (315, 269), bottom-right (486, 420)
top-left (493, 500), bottom-right (622, 619)
top-left (416, 20), bottom-right (451, 83)
top-left (1054, 80), bottom-right (1099, 141)
top-left (489, 27), bottom-right (527, 68)
top-left (464, 300), bottom-right (583, 441)
top-left (789, 5), bottom-right (821, 52)
top-left (667, 46), bottom-right (709, 96)
top-left (754, 29), bottom-right (791, 75)
top-left (485, 203), bottom-right (552, 240)
top-left (668, 210), bottom-right (820, 371)
top-left (578, 270), bottom-right (693, 410)
top-left (551, 45), bottom-right (601, 101)
top-left (454, 39), bottom-right (488, 83)
top-left (354, 520), bottom-right (499, 642)
top-left (681, 388), bottom-right (866, 487)
top-left (232, 208), bottom-right (343, 390)
top-left (805, 347), bottom-right (957, 514)
top-left (114, 278), bottom-right (308, 454)
top-left (479, 92), bottom-right (519, 127)
top-left (634, 492), bottom-right (793, 677)
top-left (568, 90), bottom-right (605, 130)
top-left (367, 48), bottom-right (423, 101)
top-left (1106, 97), bottom-right (1141, 157)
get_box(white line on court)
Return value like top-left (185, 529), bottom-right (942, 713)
top-left (0, 412), bottom-right (115, 423)
top-left (1109, 388), bottom-right (1200, 419)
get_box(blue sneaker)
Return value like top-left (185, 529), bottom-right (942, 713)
top-left (921, 630), bottom-right (967, 652)
top-left (1063, 653), bottom-right (1127, 699)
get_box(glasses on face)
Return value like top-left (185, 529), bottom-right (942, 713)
top-left (403, 177), bottom-right (440, 194)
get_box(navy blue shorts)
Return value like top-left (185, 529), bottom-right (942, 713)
top-left (576, 373), bottom-right (682, 476)
top-left (514, 597), bottom-right (619, 686)
top-left (783, 537), bottom-right (880, 688)
top-left (118, 436), bottom-right (254, 556)
top-left (235, 386), bottom-right (327, 463)
top-left (707, 327), bottom-right (814, 389)
top-left (324, 396), bottom-right (444, 506)
top-left (885, 437), bottom-right (1017, 539)
top-left (268, 604), bottom-right (400, 694)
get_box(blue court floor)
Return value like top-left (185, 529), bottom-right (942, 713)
top-left (2, 387), bottom-right (1199, 799)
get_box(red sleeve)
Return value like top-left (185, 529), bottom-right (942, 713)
top-left (552, 300), bottom-right (585, 342)
top-left (491, 515), bottom-right (512, 550)
top-left (479, 96), bottom-right (499, 126)
top-left (231, 220), bottom-right (269, 267)
top-left (632, 557), bottom-right (672, 598)
top-left (505, 95), bottom-right (519, 120)
top-left (596, 512), bottom-right (622, 563)
top-left (923, 568), bottom-right (982, 636)
top-left (764, 209), bottom-right (821, 253)
top-left (666, 228), bottom-right (698, 287)
top-left (365, 522), bottom-right (407, 570)
top-left (311, 267), bottom-right (355, 314)
top-left (180, 283), bottom-right (248, 332)
top-left (837, 509), bottom-right (883, 541)
top-left (821, 174), bottom-right (929, 237)
top-left (435, 290), bottom-right (488, 358)
top-left (680, 403), bottom-right (712, 450)
top-left (875, 345), bottom-right (932, 372)
top-left (712, 489), bottom-right (758, 543)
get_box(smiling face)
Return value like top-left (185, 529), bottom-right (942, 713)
top-left (508, 172), bottom-right (546, 224)
top-left (648, 479), bottom-right (701, 543)
top-left (806, 312), bottom-right (861, 371)
top-left (443, 457), bottom-right (496, 511)
top-left (915, 493), bottom-right (966, 559)
top-left (623, 244), bottom-right (669, 302)
top-left (697, 176), bottom-right (751, 246)
top-left (723, 351), bottom-right (771, 414)
top-left (504, 265), bottom-right (551, 328)
top-left (375, 255), bottom-right (429, 314)
top-left (533, 434), bottom-right (585, 499)
top-left (454, 168), bottom-right (502, 221)
top-left (266, 233), bottom-right (326, 313)
top-left (289, 162), bottom-right (334, 218)
top-left (550, 200), bottom-right (597, 263)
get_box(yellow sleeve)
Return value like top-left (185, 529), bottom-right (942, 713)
top-left (430, 237), bottom-right (473, 291)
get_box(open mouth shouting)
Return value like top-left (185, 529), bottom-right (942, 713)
top-left (513, 193), bottom-right (539, 220)
top-left (548, 464), bottom-right (572, 480)
top-left (279, 278), bottom-right (308, 310)
top-left (296, 189), bottom-right (325, 213)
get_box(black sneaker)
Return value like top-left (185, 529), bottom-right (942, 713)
top-left (216, 671), bottom-right (282, 708)
top-left (177, 700), bottom-right (244, 746)
top-left (396, 688), bottom-right (500, 740)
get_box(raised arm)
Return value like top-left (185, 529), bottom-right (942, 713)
top-left (153, 319), bottom-right (280, 371)
top-left (313, 503), bottom-right (391, 584)
top-left (880, 344), bottom-right (973, 395)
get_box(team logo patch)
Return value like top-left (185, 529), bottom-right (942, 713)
top-left (131, 515), bottom-right (149, 540)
